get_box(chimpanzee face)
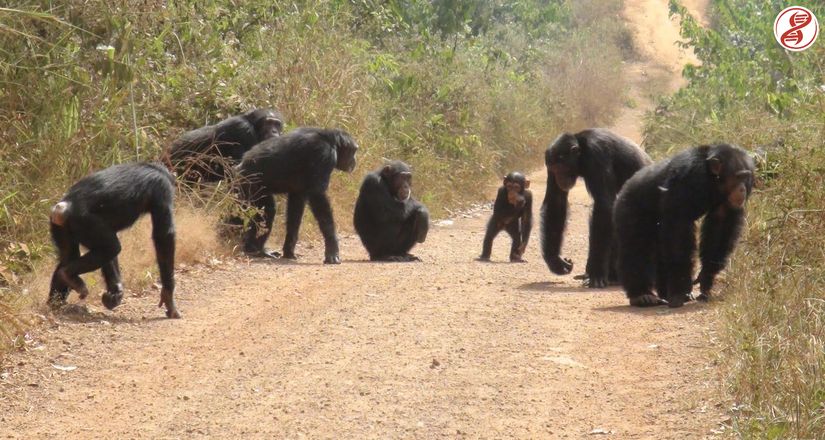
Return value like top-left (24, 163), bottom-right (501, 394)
top-left (392, 172), bottom-right (412, 201)
top-left (259, 117), bottom-right (283, 140)
top-left (503, 172), bottom-right (530, 208)
top-left (335, 138), bottom-right (358, 173)
top-left (547, 134), bottom-right (580, 192)
top-left (708, 147), bottom-right (755, 210)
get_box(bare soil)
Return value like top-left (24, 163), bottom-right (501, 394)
top-left (0, 1), bottom-right (728, 438)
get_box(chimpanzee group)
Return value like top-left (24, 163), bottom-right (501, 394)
top-left (47, 107), bottom-right (754, 318)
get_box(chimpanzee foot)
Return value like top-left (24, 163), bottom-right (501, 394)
top-left (573, 273), bottom-right (589, 280)
top-left (585, 276), bottom-right (608, 289)
top-left (629, 293), bottom-right (668, 307)
top-left (246, 249), bottom-right (281, 259)
top-left (57, 268), bottom-right (89, 299)
top-left (509, 256), bottom-right (527, 263)
top-left (158, 287), bottom-right (181, 319)
top-left (476, 256), bottom-right (491, 262)
top-left (101, 290), bottom-right (124, 310)
top-left (323, 254), bottom-right (341, 264)
top-left (696, 291), bottom-right (711, 302)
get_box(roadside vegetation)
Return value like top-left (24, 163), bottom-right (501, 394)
top-left (0, 1), bottom-right (632, 352)
top-left (648, 1), bottom-right (824, 437)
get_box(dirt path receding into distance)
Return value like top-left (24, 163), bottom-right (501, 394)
top-left (0, 1), bottom-right (728, 438)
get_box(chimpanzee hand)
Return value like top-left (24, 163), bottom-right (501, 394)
top-left (585, 275), bottom-right (608, 289)
top-left (693, 270), bottom-right (715, 302)
top-left (547, 256), bottom-right (573, 275)
top-left (324, 253), bottom-right (341, 264)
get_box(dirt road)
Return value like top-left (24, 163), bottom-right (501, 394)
top-left (1, 1), bottom-right (726, 438)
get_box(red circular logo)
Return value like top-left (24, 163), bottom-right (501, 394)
top-left (774, 6), bottom-right (819, 51)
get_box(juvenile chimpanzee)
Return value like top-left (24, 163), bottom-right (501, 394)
top-left (542, 128), bottom-right (651, 288)
top-left (353, 161), bottom-right (429, 262)
top-left (237, 127), bottom-right (358, 263)
top-left (614, 143), bottom-right (755, 308)
top-left (48, 162), bottom-right (180, 318)
top-left (478, 172), bottom-right (532, 262)
top-left (167, 108), bottom-right (284, 182)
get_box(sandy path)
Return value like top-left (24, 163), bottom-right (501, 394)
top-left (0, 1), bottom-right (726, 438)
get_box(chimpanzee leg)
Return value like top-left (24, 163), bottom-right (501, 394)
top-left (307, 191), bottom-right (340, 264)
top-left (617, 219), bottom-right (663, 306)
top-left (282, 192), bottom-right (307, 259)
top-left (479, 220), bottom-right (503, 260)
top-left (150, 201), bottom-right (180, 319)
top-left (395, 207), bottom-right (428, 259)
top-left (608, 241), bottom-right (619, 283)
top-left (60, 215), bottom-right (121, 300)
top-left (505, 221), bottom-right (524, 262)
top-left (584, 200), bottom-right (613, 288)
top-left (660, 221), bottom-right (696, 308)
top-left (48, 222), bottom-right (83, 305)
top-left (243, 194), bottom-right (276, 257)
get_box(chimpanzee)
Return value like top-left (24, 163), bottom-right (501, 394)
top-left (542, 128), bottom-right (651, 288)
top-left (478, 172), bottom-right (532, 262)
top-left (237, 127), bottom-right (358, 263)
top-left (353, 161), bottom-right (430, 262)
top-left (614, 143), bottom-right (755, 308)
top-left (167, 108), bottom-right (284, 182)
top-left (48, 162), bottom-right (180, 318)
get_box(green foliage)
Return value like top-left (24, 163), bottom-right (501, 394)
top-left (648, 1), bottom-right (825, 437)
top-left (0, 0), bottom-right (629, 351)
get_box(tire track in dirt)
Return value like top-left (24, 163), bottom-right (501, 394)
top-left (1, 1), bottom-right (726, 438)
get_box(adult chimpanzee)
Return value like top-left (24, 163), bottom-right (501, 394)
top-left (237, 127), bottom-right (358, 263)
top-left (167, 108), bottom-right (284, 182)
top-left (48, 162), bottom-right (180, 318)
top-left (478, 172), bottom-right (532, 262)
top-left (353, 161), bottom-right (430, 262)
top-left (542, 128), bottom-right (651, 288)
top-left (614, 143), bottom-right (755, 308)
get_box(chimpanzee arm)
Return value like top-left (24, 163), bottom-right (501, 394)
top-left (520, 191), bottom-right (533, 249)
top-left (150, 199), bottom-right (179, 318)
top-left (541, 173), bottom-right (573, 274)
top-left (307, 191), bottom-right (341, 264)
top-left (697, 206), bottom-right (744, 297)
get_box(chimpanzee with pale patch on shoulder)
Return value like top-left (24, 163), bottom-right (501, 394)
top-left (614, 143), bottom-right (755, 308)
top-left (167, 108), bottom-right (284, 182)
top-left (353, 161), bottom-right (430, 262)
top-left (478, 172), bottom-right (533, 262)
top-left (542, 128), bottom-right (652, 288)
top-left (237, 127), bottom-right (358, 263)
top-left (48, 162), bottom-right (180, 318)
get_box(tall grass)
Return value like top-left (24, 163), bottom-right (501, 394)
top-left (647, 1), bottom-right (825, 437)
top-left (0, 0), bottom-right (631, 352)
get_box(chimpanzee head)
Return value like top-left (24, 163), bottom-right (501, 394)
top-left (707, 144), bottom-right (755, 210)
top-left (503, 171), bottom-right (530, 209)
top-left (546, 133), bottom-right (581, 192)
top-left (245, 108), bottom-right (284, 141)
top-left (333, 130), bottom-right (359, 172)
top-left (381, 161), bottom-right (413, 202)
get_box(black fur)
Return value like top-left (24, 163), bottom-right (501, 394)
top-left (614, 143), bottom-right (755, 307)
top-left (167, 108), bottom-right (284, 182)
top-left (237, 127), bottom-right (358, 264)
top-left (479, 172), bottom-right (533, 262)
top-left (541, 128), bottom-right (651, 288)
top-left (48, 162), bottom-right (180, 318)
top-left (353, 161), bottom-right (429, 261)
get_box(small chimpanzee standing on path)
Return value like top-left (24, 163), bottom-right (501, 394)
top-left (167, 108), bottom-right (284, 183)
top-left (237, 127), bottom-right (358, 263)
top-left (542, 128), bottom-right (651, 288)
top-left (478, 172), bottom-right (532, 262)
top-left (353, 161), bottom-right (429, 262)
top-left (48, 162), bottom-right (180, 318)
top-left (614, 143), bottom-right (755, 308)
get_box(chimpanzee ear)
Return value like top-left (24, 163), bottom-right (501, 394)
top-left (707, 156), bottom-right (723, 176)
top-left (381, 165), bottom-right (393, 178)
top-left (523, 179), bottom-right (530, 189)
top-left (502, 176), bottom-right (509, 186)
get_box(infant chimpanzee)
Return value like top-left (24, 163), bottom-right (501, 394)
top-left (478, 172), bottom-right (533, 262)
